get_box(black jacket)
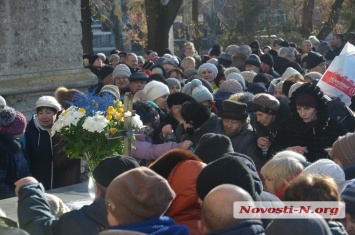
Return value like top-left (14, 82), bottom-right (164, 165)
top-left (18, 183), bottom-right (108, 235)
top-left (207, 220), bottom-right (265, 235)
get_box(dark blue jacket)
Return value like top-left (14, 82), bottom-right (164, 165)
top-left (0, 133), bottom-right (30, 199)
top-left (108, 216), bottom-right (189, 235)
top-left (207, 220), bottom-right (265, 235)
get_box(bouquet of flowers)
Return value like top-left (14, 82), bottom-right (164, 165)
top-left (51, 92), bottom-right (143, 171)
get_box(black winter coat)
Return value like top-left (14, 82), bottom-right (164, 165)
top-left (207, 220), bottom-right (265, 235)
top-left (18, 183), bottom-right (108, 235)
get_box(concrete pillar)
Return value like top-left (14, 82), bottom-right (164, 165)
top-left (0, 1), bottom-right (96, 119)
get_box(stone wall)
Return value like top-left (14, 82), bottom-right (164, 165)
top-left (0, 0), bottom-right (96, 119)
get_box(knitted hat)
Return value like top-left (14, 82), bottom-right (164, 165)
top-left (281, 67), bottom-right (301, 81)
top-left (253, 73), bottom-right (271, 85)
top-left (165, 78), bottom-right (181, 90)
top-left (219, 52), bottom-right (232, 62)
top-left (206, 58), bottom-right (218, 66)
top-left (99, 65), bottom-right (114, 81)
top-left (302, 159), bottom-right (346, 191)
top-left (167, 92), bottom-right (195, 109)
top-left (108, 54), bottom-right (120, 63)
top-left (113, 64), bottom-right (131, 79)
top-left (148, 74), bottom-right (167, 85)
top-left (99, 85), bottom-right (120, 100)
top-left (219, 79), bottom-right (242, 93)
top-left (137, 55), bottom-right (144, 63)
top-left (226, 72), bottom-right (246, 90)
top-left (97, 53), bottom-right (106, 61)
top-left (191, 79), bottom-right (214, 102)
top-left (260, 53), bottom-right (274, 67)
top-left (196, 154), bottom-right (256, 200)
top-left (184, 75), bottom-right (214, 93)
top-left (194, 133), bottom-right (234, 164)
top-left (218, 100), bottom-right (248, 120)
top-left (105, 167), bottom-right (175, 224)
top-left (252, 93), bottom-right (280, 115)
top-left (54, 87), bottom-right (85, 109)
top-left (306, 51), bottom-right (326, 69)
top-left (198, 63), bottom-right (218, 77)
top-left (209, 44), bottom-right (222, 57)
top-left (0, 107), bottom-right (27, 136)
top-left (183, 68), bottom-right (198, 79)
top-left (143, 81), bottom-right (170, 102)
top-left (89, 55), bottom-right (100, 65)
top-left (329, 132), bottom-right (355, 167)
top-left (0, 95), bottom-right (6, 106)
top-left (93, 155), bottom-right (139, 188)
top-left (249, 40), bottom-right (260, 50)
top-left (240, 71), bottom-right (257, 84)
top-left (245, 55), bottom-right (261, 68)
top-left (247, 82), bottom-right (267, 95)
top-left (181, 101), bottom-right (211, 129)
top-left (129, 72), bottom-right (149, 82)
top-left (341, 181), bottom-right (355, 215)
top-left (36, 96), bottom-right (62, 112)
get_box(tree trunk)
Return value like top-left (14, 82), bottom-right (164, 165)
top-left (317, 0), bottom-right (345, 40)
top-left (300, 0), bottom-right (314, 38)
top-left (81, 0), bottom-right (93, 55)
top-left (144, 0), bottom-right (183, 55)
top-left (192, 0), bottom-right (202, 53)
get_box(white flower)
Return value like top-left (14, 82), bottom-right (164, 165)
top-left (82, 111), bottom-right (109, 133)
top-left (131, 114), bottom-right (144, 129)
top-left (124, 111), bottom-right (132, 117)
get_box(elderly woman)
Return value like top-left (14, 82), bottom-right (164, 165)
top-left (198, 63), bottom-right (219, 91)
top-left (270, 83), bottom-right (345, 162)
top-left (252, 93), bottom-right (291, 160)
top-left (218, 100), bottom-right (264, 170)
top-left (143, 80), bottom-right (170, 123)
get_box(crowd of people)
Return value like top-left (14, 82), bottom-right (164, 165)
top-left (2, 32), bottom-right (355, 234)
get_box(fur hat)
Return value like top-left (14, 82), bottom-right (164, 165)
top-left (196, 154), bottom-right (256, 200)
top-left (105, 167), bottom-right (175, 225)
top-left (245, 55), bottom-right (261, 68)
top-left (226, 72), bottom-right (246, 90)
top-left (198, 63), bottom-right (218, 78)
top-left (260, 53), bottom-right (274, 67)
top-left (253, 73), bottom-right (271, 85)
top-left (113, 64), bottom-right (131, 79)
top-left (191, 79), bottom-right (214, 102)
top-left (0, 107), bottom-right (27, 136)
top-left (165, 78), bottom-right (181, 90)
top-left (329, 132), bottom-right (355, 168)
top-left (167, 92), bottom-right (195, 109)
top-left (99, 85), bottom-right (120, 100)
top-left (89, 55), bottom-right (100, 65)
top-left (219, 80), bottom-right (242, 93)
top-left (183, 68), bottom-right (198, 79)
top-left (306, 51), bottom-right (326, 69)
top-left (99, 65), bottom-right (114, 81)
top-left (36, 96), bottom-right (62, 112)
top-left (0, 95), bottom-right (6, 107)
top-left (54, 87), bottom-right (85, 109)
top-left (194, 133), bottom-right (234, 164)
top-left (108, 54), bottom-right (120, 63)
top-left (281, 67), bottom-right (301, 81)
top-left (252, 93), bottom-right (280, 115)
top-left (129, 72), bottom-right (149, 83)
top-left (240, 71), bottom-right (257, 84)
top-left (181, 101), bottom-right (211, 129)
top-left (341, 181), bottom-right (355, 215)
top-left (143, 81), bottom-right (170, 102)
top-left (302, 159), bottom-right (346, 191)
top-left (93, 155), bottom-right (139, 188)
top-left (218, 100), bottom-right (248, 120)
top-left (209, 44), bottom-right (222, 57)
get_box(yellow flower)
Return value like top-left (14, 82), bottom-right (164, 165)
top-left (106, 115), bottom-right (112, 120)
top-left (110, 128), bottom-right (117, 135)
top-left (63, 109), bottom-right (70, 115)
top-left (78, 108), bottom-right (86, 114)
top-left (115, 100), bottom-right (123, 107)
top-left (115, 113), bottom-right (122, 120)
top-left (118, 108), bottom-right (124, 113)
top-left (107, 106), bottom-right (116, 115)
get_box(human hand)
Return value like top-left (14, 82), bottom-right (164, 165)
top-left (257, 137), bottom-right (270, 149)
top-left (286, 146), bottom-right (308, 155)
top-left (162, 124), bottom-right (173, 137)
top-left (180, 140), bottom-right (193, 150)
top-left (15, 177), bottom-right (38, 196)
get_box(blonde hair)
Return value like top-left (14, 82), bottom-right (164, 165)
top-left (181, 56), bottom-right (196, 71)
top-left (185, 42), bottom-right (196, 52)
top-left (261, 156), bottom-right (304, 193)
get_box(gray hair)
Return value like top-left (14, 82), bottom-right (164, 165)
top-left (279, 47), bottom-right (295, 59)
top-left (236, 45), bottom-right (252, 57)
